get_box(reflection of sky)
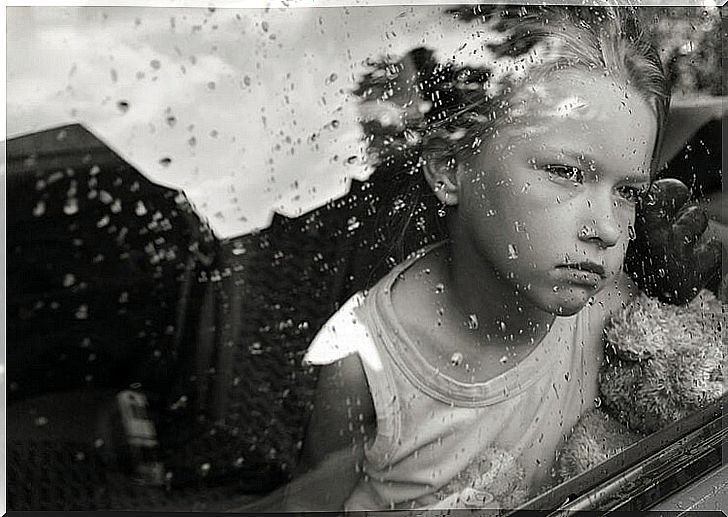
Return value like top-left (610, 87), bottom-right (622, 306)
top-left (7, 3), bottom-right (718, 238)
top-left (7, 5), bottom-right (497, 238)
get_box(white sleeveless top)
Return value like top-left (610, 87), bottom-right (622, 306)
top-left (303, 243), bottom-right (609, 511)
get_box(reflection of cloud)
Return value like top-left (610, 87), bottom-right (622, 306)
top-left (9, 6), bottom-right (382, 236)
top-left (13, 5), bottom-right (639, 237)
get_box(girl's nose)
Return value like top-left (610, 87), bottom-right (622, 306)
top-left (578, 220), bottom-right (619, 248)
top-left (579, 199), bottom-right (621, 248)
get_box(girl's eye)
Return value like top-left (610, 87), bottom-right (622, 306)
top-left (544, 164), bottom-right (584, 183)
top-left (616, 185), bottom-right (648, 203)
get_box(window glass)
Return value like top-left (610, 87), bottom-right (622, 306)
top-left (6, 4), bottom-right (725, 512)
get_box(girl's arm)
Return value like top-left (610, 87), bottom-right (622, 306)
top-left (282, 353), bottom-right (376, 511)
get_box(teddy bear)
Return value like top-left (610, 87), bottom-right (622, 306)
top-left (555, 288), bottom-right (725, 481)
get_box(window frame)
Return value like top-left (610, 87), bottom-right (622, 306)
top-left (514, 394), bottom-right (728, 514)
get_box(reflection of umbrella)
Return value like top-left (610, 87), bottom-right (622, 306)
top-left (7, 123), bottom-right (217, 403)
top-left (6, 123), bottom-right (229, 509)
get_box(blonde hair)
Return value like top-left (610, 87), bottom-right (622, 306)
top-left (423, 5), bottom-right (670, 173)
top-left (354, 5), bottom-right (670, 267)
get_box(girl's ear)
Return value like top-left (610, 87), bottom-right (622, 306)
top-left (422, 141), bottom-right (460, 206)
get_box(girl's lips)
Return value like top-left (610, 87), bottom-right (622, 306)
top-left (553, 262), bottom-right (607, 287)
top-left (555, 262), bottom-right (606, 278)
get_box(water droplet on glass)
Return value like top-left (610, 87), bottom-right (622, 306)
top-left (552, 285), bottom-right (560, 292)
top-left (594, 396), bottom-right (602, 408)
top-left (159, 157), bottom-right (172, 167)
top-left (467, 314), bottom-right (478, 330)
top-left (63, 274), bottom-right (76, 287)
top-left (499, 355), bottom-right (508, 364)
top-left (117, 100), bottom-right (130, 113)
top-left (628, 225), bottom-right (636, 240)
top-left (135, 201), bottom-right (148, 217)
top-left (434, 283), bottom-right (445, 294)
top-left (347, 217), bottom-right (361, 231)
top-left (514, 221), bottom-right (526, 233)
top-left (33, 201), bottom-right (46, 217)
top-left (52, 130), bottom-right (69, 144)
top-left (63, 198), bottom-right (79, 215)
top-left (507, 244), bottom-right (519, 260)
top-left (485, 209), bottom-right (496, 217)
top-left (450, 352), bottom-right (464, 366)
top-left (75, 304), bottom-right (89, 319)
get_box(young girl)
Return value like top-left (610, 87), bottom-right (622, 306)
top-left (283, 5), bottom-right (671, 511)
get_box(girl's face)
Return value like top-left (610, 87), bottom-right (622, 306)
top-left (452, 70), bottom-right (657, 315)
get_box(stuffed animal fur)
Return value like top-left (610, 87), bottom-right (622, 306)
top-left (556, 288), bottom-right (725, 481)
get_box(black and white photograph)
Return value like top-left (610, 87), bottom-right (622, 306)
top-left (5, 1), bottom-right (727, 513)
